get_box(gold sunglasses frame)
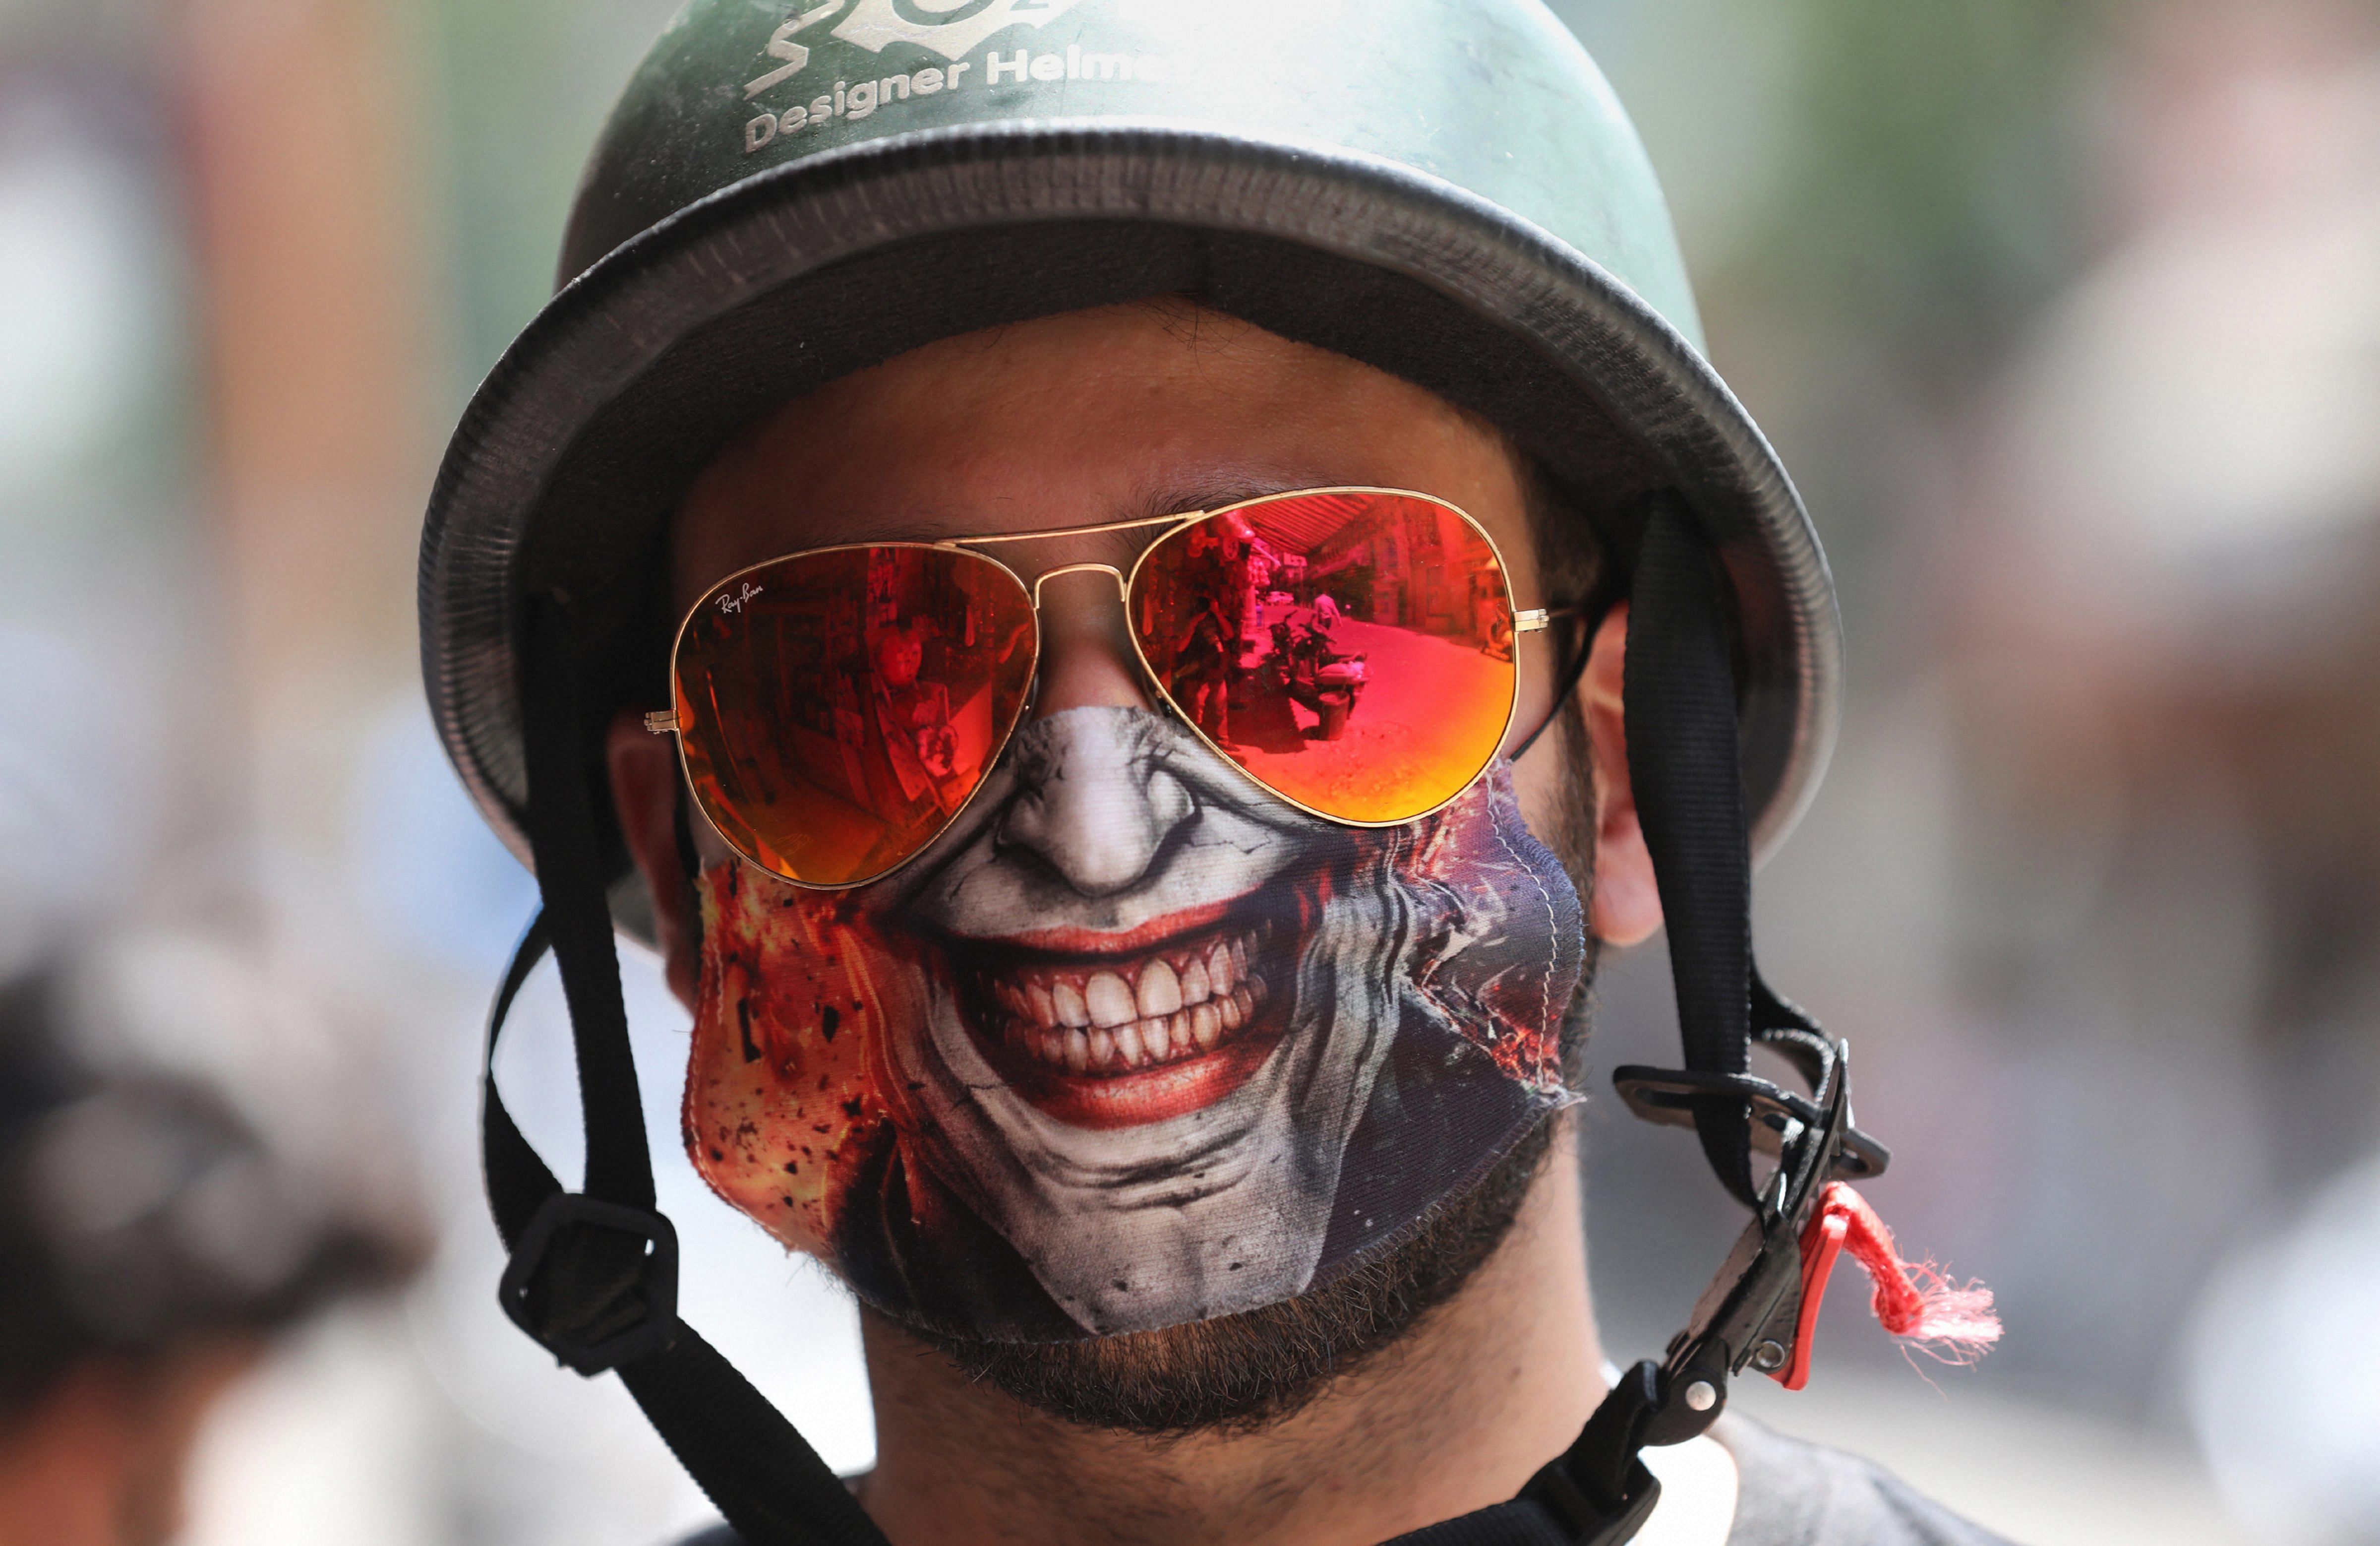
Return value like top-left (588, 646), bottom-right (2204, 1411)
top-left (647, 486), bottom-right (1568, 889)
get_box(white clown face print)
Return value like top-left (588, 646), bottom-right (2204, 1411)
top-left (684, 706), bottom-right (1584, 1341)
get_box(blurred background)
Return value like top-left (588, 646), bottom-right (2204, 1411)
top-left (1, 0), bottom-right (2376, 1542)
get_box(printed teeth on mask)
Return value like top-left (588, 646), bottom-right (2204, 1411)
top-left (987, 932), bottom-right (1269, 1075)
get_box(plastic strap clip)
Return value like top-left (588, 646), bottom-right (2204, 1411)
top-left (498, 1191), bottom-right (682, 1376)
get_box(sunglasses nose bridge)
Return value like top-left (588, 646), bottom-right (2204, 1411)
top-left (1022, 562), bottom-right (1157, 717)
top-left (1028, 561), bottom-right (1129, 612)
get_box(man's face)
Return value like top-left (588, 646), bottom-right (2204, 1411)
top-left (624, 301), bottom-right (1607, 1388)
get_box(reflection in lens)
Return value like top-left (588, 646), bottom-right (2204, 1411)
top-left (675, 546), bottom-right (1037, 886)
top-left (1130, 491), bottom-right (1518, 823)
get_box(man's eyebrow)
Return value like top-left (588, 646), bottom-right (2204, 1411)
top-left (869, 509), bottom-right (1003, 542)
top-left (1128, 474), bottom-right (1312, 524)
top-left (867, 476), bottom-right (1318, 543)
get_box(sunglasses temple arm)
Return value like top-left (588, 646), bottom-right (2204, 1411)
top-left (1507, 611), bottom-right (1597, 765)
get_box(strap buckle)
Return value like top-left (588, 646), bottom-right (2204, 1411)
top-left (1770, 1188), bottom-right (1854, 1391)
top-left (1607, 1039), bottom-right (1884, 1448)
top-left (1516, 1361), bottom-right (1666, 1545)
top-left (1609, 1067), bottom-right (1889, 1181)
top-left (498, 1192), bottom-right (681, 1375)
top-left (1522, 1455), bottom-right (1660, 1546)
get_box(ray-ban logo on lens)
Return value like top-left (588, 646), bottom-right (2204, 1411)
top-left (718, 583), bottom-right (763, 615)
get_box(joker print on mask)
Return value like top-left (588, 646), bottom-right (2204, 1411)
top-left (686, 706), bottom-right (1585, 1342)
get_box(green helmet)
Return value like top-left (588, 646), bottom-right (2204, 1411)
top-left (421, 0), bottom-right (1839, 925)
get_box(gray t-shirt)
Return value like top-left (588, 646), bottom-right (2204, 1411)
top-left (673, 1416), bottom-right (2011, 1545)
top-left (1714, 1416), bottom-right (2013, 1546)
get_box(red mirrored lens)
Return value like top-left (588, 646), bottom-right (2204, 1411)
top-left (673, 546), bottom-right (1037, 886)
top-left (1129, 491), bottom-right (1518, 823)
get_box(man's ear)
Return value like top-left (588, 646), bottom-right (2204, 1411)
top-left (1580, 603), bottom-right (1663, 948)
top-left (605, 709), bottom-right (702, 1009)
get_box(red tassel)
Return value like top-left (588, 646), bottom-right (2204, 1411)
top-left (1825, 1183), bottom-right (2001, 1357)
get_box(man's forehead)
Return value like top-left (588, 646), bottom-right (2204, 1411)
top-left (667, 303), bottom-right (1534, 598)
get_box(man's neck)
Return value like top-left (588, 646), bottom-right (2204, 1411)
top-left (856, 1126), bottom-right (1604, 1546)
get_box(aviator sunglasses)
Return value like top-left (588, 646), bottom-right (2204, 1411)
top-left (645, 487), bottom-right (1575, 889)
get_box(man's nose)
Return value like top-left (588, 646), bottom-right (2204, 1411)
top-left (1000, 573), bottom-right (1185, 897)
top-left (1029, 568), bottom-right (1154, 718)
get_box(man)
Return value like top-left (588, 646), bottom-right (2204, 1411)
top-left (863, 621), bottom-right (961, 809)
top-left (421, 2), bottom-right (2001, 1541)
top-left (1166, 583), bottom-right (1237, 748)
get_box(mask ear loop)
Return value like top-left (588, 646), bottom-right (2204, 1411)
top-left (672, 792), bottom-right (706, 962)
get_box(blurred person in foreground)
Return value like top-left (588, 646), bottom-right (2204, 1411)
top-left (421, 3), bottom-right (2004, 1543)
top-left (0, 953), bottom-right (420, 1546)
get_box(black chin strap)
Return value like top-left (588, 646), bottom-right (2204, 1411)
top-left (486, 500), bottom-right (1878, 1546)
top-left (1622, 501), bottom-right (1760, 1208)
top-left (1383, 496), bottom-right (1886, 1546)
top-left (480, 600), bottom-right (890, 1546)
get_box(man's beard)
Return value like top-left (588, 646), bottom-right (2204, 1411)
top-left (913, 704), bottom-right (1601, 1434)
top-left (909, 1106), bottom-right (1563, 1433)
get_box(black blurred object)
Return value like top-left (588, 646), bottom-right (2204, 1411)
top-left (0, 962), bottom-right (420, 1427)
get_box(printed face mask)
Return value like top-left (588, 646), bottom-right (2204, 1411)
top-left (684, 705), bottom-right (1585, 1341)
